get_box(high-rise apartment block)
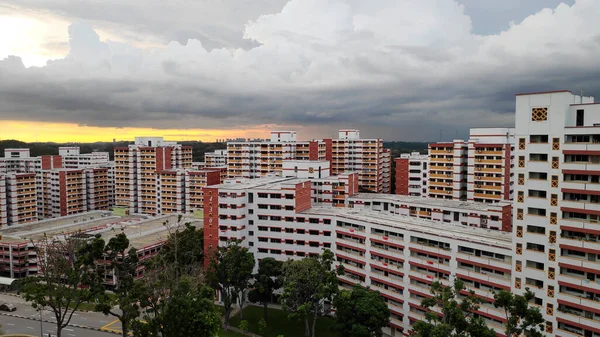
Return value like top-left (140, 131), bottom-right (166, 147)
top-left (330, 130), bottom-right (388, 193)
top-left (204, 149), bottom-right (228, 168)
top-left (37, 169), bottom-right (87, 218)
top-left (395, 152), bottom-right (428, 197)
top-left (202, 175), bottom-right (513, 336)
top-left (4, 173), bottom-right (38, 225)
top-left (226, 130), bottom-right (389, 193)
top-left (59, 146), bottom-right (110, 169)
top-left (513, 90), bottom-right (600, 337)
top-left (427, 140), bottom-right (468, 200)
top-left (467, 128), bottom-right (515, 203)
top-left (114, 137), bottom-right (192, 215)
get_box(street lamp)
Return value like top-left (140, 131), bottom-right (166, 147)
top-left (39, 306), bottom-right (43, 337)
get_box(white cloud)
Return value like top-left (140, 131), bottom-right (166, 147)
top-left (0, 0), bottom-right (599, 141)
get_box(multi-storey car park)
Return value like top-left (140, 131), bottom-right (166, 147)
top-left (514, 90), bottom-right (600, 337)
top-left (202, 175), bottom-right (514, 336)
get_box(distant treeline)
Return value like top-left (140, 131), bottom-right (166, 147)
top-left (0, 139), bottom-right (226, 162)
top-left (383, 141), bottom-right (429, 157)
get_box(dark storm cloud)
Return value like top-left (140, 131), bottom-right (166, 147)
top-left (0, 0), bottom-right (599, 141)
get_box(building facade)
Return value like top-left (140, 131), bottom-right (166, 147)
top-left (513, 90), bottom-right (600, 337)
top-left (59, 146), bottom-right (110, 169)
top-left (114, 137), bottom-right (192, 215)
top-left (395, 152), bottom-right (428, 197)
top-left (428, 140), bottom-right (468, 200)
top-left (202, 176), bottom-right (513, 336)
top-left (204, 149), bottom-right (228, 168)
top-left (467, 128), bottom-right (515, 203)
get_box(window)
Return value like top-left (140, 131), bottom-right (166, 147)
top-left (576, 109), bottom-right (584, 126)
top-left (297, 217), bottom-right (305, 223)
top-left (270, 193), bottom-right (281, 199)
top-left (285, 205), bottom-right (294, 211)
top-left (249, 231), bottom-right (254, 236)
top-left (285, 194), bottom-right (294, 199)
top-left (297, 229), bottom-right (305, 234)
top-left (309, 230), bottom-right (319, 235)
top-left (527, 225), bottom-right (546, 234)
top-left (323, 219), bottom-right (331, 225)
top-left (296, 240), bottom-right (305, 246)
top-left (324, 243), bottom-right (331, 248)
top-left (285, 228), bottom-right (294, 233)
top-left (526, 242), bottom-right (545, 252)
top-left (309, 218), bottom-right (319, 224)
top-left (324, 231), bottom-right (331, 236)
top-left (270, 227), bottom-right (281, 232)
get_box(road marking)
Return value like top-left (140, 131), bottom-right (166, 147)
top-left (65, 328), bottom-right (74, 331)
top-left (27, 326), bottom-right (35, 329)
top-left (6, 323), bottom-right (15, 326)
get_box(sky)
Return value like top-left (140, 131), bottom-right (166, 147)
top-left (1, 0), bottom-right (598, 143)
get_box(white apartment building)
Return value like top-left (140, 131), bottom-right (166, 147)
top-left (226, 130), bottom-right (390, 193)
top-left (114, 137), bottom-right (192, 215)
top-left (59, 146), bottom-right (110, 169)
top-left (513, 90), bottom-right (600, 337)
top-left (4, 173), bottom-right (37, 225)
top-left (202, 176), bottom-right (513, 336)
top-left (227, 131), bottom-right (299, 179)
top-left (467, 128), bottom-right (515, 203)
top-left (204, 149), bottom-right (228, 168)
top-left (395, 152), bottom-right (429, 197)
top-left (331, 129), bottom-right (388, 193)
top-left (0, 177), bottom-right (6, 227)
top-left (428, 140), bottom-right (468, 200)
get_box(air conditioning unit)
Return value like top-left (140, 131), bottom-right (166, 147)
top-left (477, 149), bottom-right (482, 153)
top-left (446, 190), bottom-right (452, 194)
top-left (446, 183), bottom-right (451, 186)
top-left (476, 167), bottom-right (481, 171)
top-left (477, 176), bottom-right (481, 180)
top-left (477, 159), bottom-right (481, 162)
top-left (476, 184), bottom-right (482, 188)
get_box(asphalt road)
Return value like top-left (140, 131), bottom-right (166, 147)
top-left (0, 315), bottom-right (115, 337)
top-left (0, 293), bottom-right (118, 332)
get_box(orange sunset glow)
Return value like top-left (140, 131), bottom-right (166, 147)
top-left (0, 120), bottom-right (273, 142)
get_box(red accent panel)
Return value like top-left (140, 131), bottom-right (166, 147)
top-left (501, 204), bottom-right (512, 233)
top-left (205, 170), bottom-right (221, 186)
top-left (295, 181), bottom-right (312, 212)
top-left (394, 158), bottom-right (409, 195)
top-left (561, 188), bottom-right (600, 196)
top-left (59, 171), bottom-right (67, 216)
top-left (559, 244), bottom-right (600, 254)
top-left (556, 317), bottom-right (600, 334)
top-left (563, 150), bottom-right (600, 156)
top-left (308, 141), bottom-right (319, 161)
top-left (561, 207), bottom-right (600, 216)
top-left (323, 139), bottom-right (332, 162)
top-left (560, 225), bottom-right (600, 235)
top-left (203, 187), bottom-right (219, 269)
top-left (503, 146), bottom-right (511, 201)
top-left (563, 169), bottom-right (600, 175)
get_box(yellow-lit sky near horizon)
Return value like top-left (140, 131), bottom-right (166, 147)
top-left (0, 120), bottom-right (270, 143)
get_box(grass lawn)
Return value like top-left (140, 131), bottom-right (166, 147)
top-left (229, 305), bottom-right (336, 337)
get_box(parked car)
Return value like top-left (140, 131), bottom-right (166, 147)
top-left (0, 303), bottom-right (16, 312)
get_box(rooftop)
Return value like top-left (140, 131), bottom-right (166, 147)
top-left (0, 212), bottom-right (201, 249)
top-left (349, 193), bottom-right (510, 212)
top-left (303, 207), bottom-right (512, 249)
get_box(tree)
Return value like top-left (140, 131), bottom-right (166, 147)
top-left (94, 233), bottom-right (140, 337)
top-left (494, 288), bottom-right (544, 337)
top-left (411, 279), bottom-right (496, 337)
top-left (207, 239), bottom-right (255, 326)
top-left (280, 249), bottom-right (343, 337)
top-left (249, 257), bottom-right (283, 321)
top-left (160, 277), bottom-right (221, 337)
top-left (22, 235), bottom-right (104, 337)
top-left (160, 217), bottom-right (204, 282)
top-left (333, 285), bottom-right (390, 337)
